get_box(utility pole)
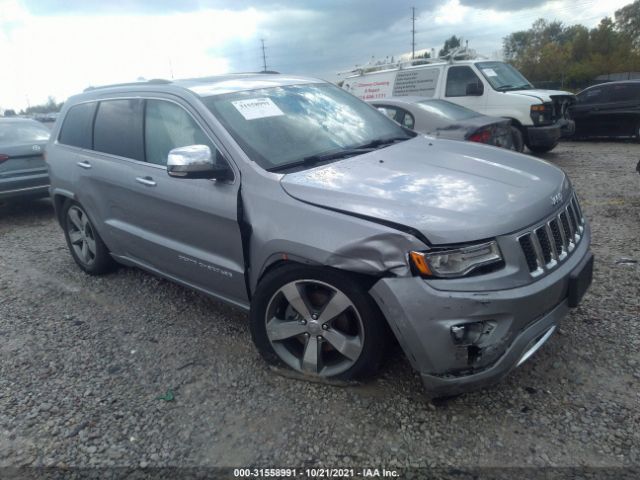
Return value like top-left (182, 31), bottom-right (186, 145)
top-left (411, 7), bottom-right (416, 59)
top-left (260, 39), bottom-right (267, 72)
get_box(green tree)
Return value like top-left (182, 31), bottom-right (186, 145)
top-left (23, 96), bottom-right (64, 115)
top-left (502, 10), bottom-right (640, 91)
top-left (615, 0), bottom-right (640, 48)
top-left (439, 35), bottom-right (461, 57)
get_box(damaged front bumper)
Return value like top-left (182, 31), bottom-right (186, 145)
top-left (369, 225), bottom-right (592, 397)
top-left (526, 118), bottom-right (575, 147)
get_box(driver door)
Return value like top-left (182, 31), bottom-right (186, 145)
top-left (93, 97), bottom-right (247, 306)
top-left (444, 66), bottom-right (487, 113)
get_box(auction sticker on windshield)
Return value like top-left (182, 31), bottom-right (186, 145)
top-left (482, 68), bottom-right (498, 77)
top-left (232, 98), bottom-right (284, 120)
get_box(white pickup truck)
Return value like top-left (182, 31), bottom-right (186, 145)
top-left (342, 59), bottom-right (575, 153)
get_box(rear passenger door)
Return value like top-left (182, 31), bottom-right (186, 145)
top-left (601, 83), bottom-right (639, 137)
top-left (79, 96), bottom-right (247, 306)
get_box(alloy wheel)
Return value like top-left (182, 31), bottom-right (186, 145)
top-left (265, 279), bottom-right (364, 377)
top-left (66, 205), bottom-right (97, 266)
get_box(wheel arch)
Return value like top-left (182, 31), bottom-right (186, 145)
top-left (256, 255), bottom-right (385, 296)
top-left (52, 188), bottom-right (76, 227)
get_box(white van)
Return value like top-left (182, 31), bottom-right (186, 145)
top-left (342, 59), bottom-right (575, 153)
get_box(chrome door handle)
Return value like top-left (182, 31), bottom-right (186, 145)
top-left (135, 176), bottom-right (157, 187)
top-left (77, 161), bottom-right (92, 169)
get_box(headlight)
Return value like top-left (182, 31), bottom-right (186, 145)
top-left (409, 241), bottom-right (503, 278)
top-left (530, 103), bottom-right (553, 125)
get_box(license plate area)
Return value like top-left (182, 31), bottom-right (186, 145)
top-left (568, 252), bottom-right (593, 308)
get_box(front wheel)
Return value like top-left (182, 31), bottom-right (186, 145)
top-left (510, 126), bottom-right (524, 153)
top-left (250, 265), bottom-right (387, 381)
top-left (527, 142), bottom-right (558, 154)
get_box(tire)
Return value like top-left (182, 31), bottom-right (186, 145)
top-left (527, 142), bottom-right (558, 154)
top-left (510, 126), bottom-right (524, 152)
top-left (635, 121), bottom-right (640, 143)
top-left (250, 264), bottom-right (387, 381)
top-left (62, 200), bottom-right (116, 275)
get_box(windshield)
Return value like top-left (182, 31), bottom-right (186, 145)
top-left (0, 120), bottom-right (50, 145)
top-left (202, 83), bottom-right (412, 171)
top-left (416, 99), bottom-right (481, 121)
top-left (476, 61), bottom-right (533, 91)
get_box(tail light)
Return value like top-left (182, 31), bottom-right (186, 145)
top-left (468, 128), bottom-right (492, 144)
top-left (0, 154), bottom-right (9, 164)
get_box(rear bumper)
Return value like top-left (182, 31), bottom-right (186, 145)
top-left (527, 119), bottom-right (575, 147)
top-left (0, 171), bottom-right (50, 201)
top-left (369, 229), bottom-right (592, 397)
top-left (0, 183), bottom-right (50, 200)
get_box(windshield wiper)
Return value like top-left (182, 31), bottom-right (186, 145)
top-left (267, 147), bottom-right (376, 173)
top-left (497, 83), bottom-right (532, 91)
top-left (354, 136), bottom-right (411, 149)
top-left (267, 136), bottom-right (412, 173)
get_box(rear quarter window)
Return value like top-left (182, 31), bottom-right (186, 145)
top-left (58, 102), bottom-right (97, 149)
top-left (93, 99), bottom-right (144, 161)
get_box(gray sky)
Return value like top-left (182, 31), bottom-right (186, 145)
top-left (0, 0), bottom-right (633, 110)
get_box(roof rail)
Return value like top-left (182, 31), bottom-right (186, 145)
top-left (83, 78), bottom-right (172, 92)
top-left (338, 47), bottom-right (481, 77)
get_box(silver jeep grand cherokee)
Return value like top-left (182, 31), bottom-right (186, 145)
top-left (46, 74), bottom-right (593, 396)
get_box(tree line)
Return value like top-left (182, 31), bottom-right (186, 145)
top-left (502, 0), bottom-right (640, 90)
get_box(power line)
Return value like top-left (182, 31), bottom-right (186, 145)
top-left (411, 7), bottom-right (416, 59)
top-left (260, 38), bottom-right (268, 72)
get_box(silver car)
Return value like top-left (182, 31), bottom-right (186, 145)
top-left (46, 74), bottom-right (593, 396)
top-left (371, 97), bottom-right (516, 151)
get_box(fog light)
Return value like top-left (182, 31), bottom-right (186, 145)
top-left (450, 321), bottom-right (495, 346)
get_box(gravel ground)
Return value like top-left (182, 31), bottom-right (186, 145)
top-left (0, 141), bottom-right (638, 474)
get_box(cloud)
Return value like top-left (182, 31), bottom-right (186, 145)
top-left (458, 0), bottom-right (549, 11)
top-left (0, 2), bottom-right (262, 109)
top-left (1, 0), bottom-right (635, 110)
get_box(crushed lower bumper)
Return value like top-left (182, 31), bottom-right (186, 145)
top-left (419, 301), bottom-right (566, 397)
top-left (369, 237), bottom-right (592, 396)
top-left (527, 119), bottom-right (575, 147)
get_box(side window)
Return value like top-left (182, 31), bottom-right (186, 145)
top-left (401, 110), bottom-right (415, 129)
top-left (376, 106), bottom-right (413, 128)
top-left (608, 84), bottom-right (632, 103)
top-left (376, 106), bottom-right (400, 122)
top-left (446, 66), bottom-right (484, 97)
top-left (93, 99), bottom-right (144, 161)
top-left (580, 87), bottom-right (605, 104)
top-left (145, 100), bottom-right (220, 166)
top-left (58, 102), bottom-right (97, 149)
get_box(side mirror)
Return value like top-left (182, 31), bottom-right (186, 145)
top-left (167, 145), bottom-right (232, 181)
top-left (466, 82), bottom-right (484, 96)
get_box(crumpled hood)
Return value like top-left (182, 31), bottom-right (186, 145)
top-left (280, 136), bottom-right (570, 245)
top-left (505, 89), bottom-right (575, 102)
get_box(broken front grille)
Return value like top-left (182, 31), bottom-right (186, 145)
top-left (518, 193), bottom-right (585, 277)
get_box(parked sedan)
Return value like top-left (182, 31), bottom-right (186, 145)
top-left (370, 97), bottom-right (517, 151)
top-left (570, 80), bottom-right (640, 141)
top-left (0, 118), bottom-right (51, 201)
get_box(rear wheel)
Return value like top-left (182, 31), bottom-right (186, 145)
top-left (62, 201), bottom-right (115, 275)
top-left (250, 265), bottom-right (387, 381)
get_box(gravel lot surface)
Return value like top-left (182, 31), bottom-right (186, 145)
top-left (0, 141), bottom-right (638, 474)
